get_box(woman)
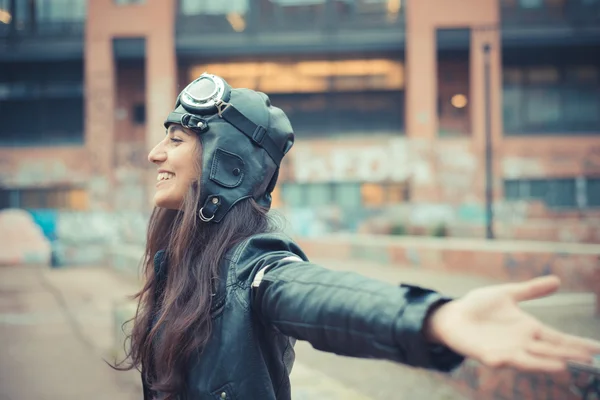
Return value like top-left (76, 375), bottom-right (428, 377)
top-left (119, 73), bottom-right (599, 399)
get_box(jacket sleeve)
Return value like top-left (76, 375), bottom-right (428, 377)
top-left (231, 233), bottom-right (465, 372)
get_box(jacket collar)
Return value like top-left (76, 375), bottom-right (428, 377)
top-left (153, 250), bottom-right (167, 281)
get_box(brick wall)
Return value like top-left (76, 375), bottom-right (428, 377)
top-left (278, 135), bottom-right (600, 243)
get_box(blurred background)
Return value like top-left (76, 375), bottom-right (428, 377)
top-left (0, 0), bottom-right (599, 399)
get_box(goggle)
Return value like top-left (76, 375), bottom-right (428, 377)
top-left (164, 73), bottom-right (231, 132)
top-left (164, 73), bottom-right (285, 167)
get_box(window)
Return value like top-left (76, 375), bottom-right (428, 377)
top-left (282, 182), bottom-right (407, 209)
top-left (272, 91), bottom-right (404, 137)
top-left (503, 64), bottom-right (600, 134)
top-left (0, 97), bottom-right (84, 145)
top-left (333, 0), bottom-right (404, 27)
top-left (437, 47), bottom-right (471, 137)
top-left (504, 178), bottom-right (583, 208)
top-left (0, 62), bottom-right (84, 146)
top-left (361, 182), bottom-right (409, 207)
top-left (191, 58), bottom-right (405, 137)
top-left (180, 0), bottom-right (248, 15)
top-left (587, 178), bottom-right (600, 207)
top-left (0, 187), bottom-right (88, 210)
top-left (333, 183), bottom-right (362, 208)
top-left (36, 0), bottom-right (86, 22)
top-left (259, 0), bottom-right (327, 31)
top-left (281, 184), bottom-right (305, 208)
top-left (178, 0), bottom-right (249, 33)
top-left (32, 0), bottom-right (86, 35)
top-left (305, 184), bottom-right (332, 207)
top-left (133, 103), bottom-right (145, 125)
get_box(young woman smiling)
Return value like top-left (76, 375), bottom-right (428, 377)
top-left (116, 73), bottom-right (600, 400)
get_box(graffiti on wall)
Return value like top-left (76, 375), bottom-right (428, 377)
top-left (47, 210), bottom-right (149, 265)
top-left (57, 211), bottom-right (149, 245)
top-left (292, 138), bottom-right (432, 184)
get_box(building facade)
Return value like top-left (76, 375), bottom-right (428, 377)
top-left (1, 0), bottom-right (600, 245)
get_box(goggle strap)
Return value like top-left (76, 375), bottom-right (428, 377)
top-left (220, 104), bottom-right (284, 167)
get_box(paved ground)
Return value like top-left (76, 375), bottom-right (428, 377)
top-left (0, 265), bottom-right (140, 400)
top-left (1, 259), bottom-right (598, 400)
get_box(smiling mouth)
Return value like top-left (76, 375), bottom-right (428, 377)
top-left (157, 172), bottom-right (175, 182)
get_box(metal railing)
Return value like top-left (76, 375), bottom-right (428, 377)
top-left (176, 0), bottom-right (405, 36)
top-left (0, 0), bottom-right (86, 39)
top-left (500, 0), bottom-right (600, 28)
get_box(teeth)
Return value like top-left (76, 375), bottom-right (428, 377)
top-left (157, 172), bottom-right (174, 181)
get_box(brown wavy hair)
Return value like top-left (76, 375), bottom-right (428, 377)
top-left (113, 137), bottom-right (277, 398)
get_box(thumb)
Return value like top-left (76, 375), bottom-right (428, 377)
top-left (507, 275), bottom-right (561, 302)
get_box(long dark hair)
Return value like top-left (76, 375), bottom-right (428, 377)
top-left (114, 139), bottom-right (277, 398)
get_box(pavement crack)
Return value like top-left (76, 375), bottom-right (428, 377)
top-left (34, 267), bottom-right (96, 351)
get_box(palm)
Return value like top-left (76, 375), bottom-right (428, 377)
top-left (431, 276), bottom-right (600, 373)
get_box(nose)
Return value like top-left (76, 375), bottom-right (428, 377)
top-left (148, 139), bottom-right (167, 164)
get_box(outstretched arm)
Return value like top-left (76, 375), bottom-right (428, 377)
top-left (234, 233), bottom-right (600, 374)
top-left (233, 233), bottom-right (464, 372)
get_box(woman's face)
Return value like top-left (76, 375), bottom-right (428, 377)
top-left (148, 124), bottom-right (200, 210)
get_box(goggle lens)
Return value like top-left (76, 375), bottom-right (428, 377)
top-left (188, 77), bottom-right (217, 100)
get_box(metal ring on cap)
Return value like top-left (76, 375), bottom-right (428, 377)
top-left (198, 207), bottom-right (214, 222)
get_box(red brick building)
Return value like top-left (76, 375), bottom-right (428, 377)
top-left (1, 0), bottom-right (599, 243)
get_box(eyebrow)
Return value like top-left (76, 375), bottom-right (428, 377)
top-left (168, 125), bottom-right (190, 136)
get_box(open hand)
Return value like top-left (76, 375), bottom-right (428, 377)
top-left (426, 276), bottom-right (600, 373)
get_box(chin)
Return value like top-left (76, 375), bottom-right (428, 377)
top-left (154, 194), bottom-right (181, 210)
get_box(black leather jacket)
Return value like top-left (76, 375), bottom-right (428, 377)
top-left (144, 233), bottom-right (465, 399)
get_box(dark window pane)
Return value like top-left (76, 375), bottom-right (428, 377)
top-left (333, 183), bottom-right (361, 209)
top-left (503, 86), bottom-right (522, 133)
top-left (272, 90), bottom-right (404, 137)
top-left (587, 178), bottom-right (600, 207)
top-left (179, 0), bottom-right (249, 33)
top-left (505, 178), bottom-right (577, 208)
top-left (529, 179), bottom-right (548, 199)
top-left (504, 180), bottom-right (521, 200)
top-left (524, 87), bottom-right (562, 128)
top-left (333, 0), bottom-right (404, 29)
top-left (281, 184), bottom-right (305, 208)
top-left (0, 189), bottom-right (11, 209)
top-left (259, 0), bottom-right (327, 32)
top-left (133, 103), bottom-right (146, 125)
top-left (563, 87), bottom-right (600, 130)
top-left (546, 179), bottom-right (577, 208)
top-left (305, 184), bottom-right (332, 207)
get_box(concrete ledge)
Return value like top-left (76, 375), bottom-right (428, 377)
top-left (297, 234), bottom-right (600, 316)
top-left (297, 234), bottom-right (600, 254)
top-left (296, 235), bottom-right (600, 292)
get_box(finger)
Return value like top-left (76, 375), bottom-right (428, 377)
top-left (539, 326), bottom-right (600, 353)
top-left (511, 351), bottom-right (566, 373)
top-left (507, 275), bottom-right (561, 302)
top-left (528, 341), bottom-right (592, 363)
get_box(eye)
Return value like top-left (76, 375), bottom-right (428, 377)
top-left (170, 137), bottom-right (183, 143)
